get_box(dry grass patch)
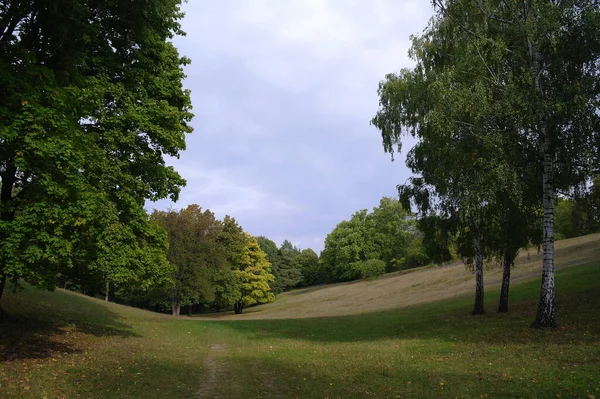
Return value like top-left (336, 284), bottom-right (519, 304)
top-left (208, 234), bottom-right (600, 320)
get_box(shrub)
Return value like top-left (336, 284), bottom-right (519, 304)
top-left (353, 259), bottom-right (386, 279)
top-left (398, 241), bottom-right (429, 270)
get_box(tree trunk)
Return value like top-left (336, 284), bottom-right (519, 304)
top-left (472, 231), bottom-right (485, 315)
top-left (234, 301), bottom-right (244, 314)
top-left (532, 150), bottom-right (556, 328)
top-left (527, 33), bottom-right (557, 328)
top-left (0, 273), bottom-right (7, 317)
top-left (498, 250), bottom-right (511, 313)
top-left (104, 279), bottom-right (110, 302)
top-left (172, 301), bottom-right (181, 316)
top-left (0, 163), bottom-right (16, 317)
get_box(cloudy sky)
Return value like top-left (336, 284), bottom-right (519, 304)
top-left (152, 0), bottom-right (434, 251)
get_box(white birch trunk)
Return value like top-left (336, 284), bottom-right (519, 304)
top-left (472, 229), bottom-right (485, 315)
top-left (533, 149), bottom-right (556, 327)
top-left (529, 33), bottom-right (556, 328)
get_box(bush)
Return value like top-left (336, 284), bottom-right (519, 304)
top-left (352, 259), bottom-right (386, 280)
top-left (398, 240), bottom-right (430, 270)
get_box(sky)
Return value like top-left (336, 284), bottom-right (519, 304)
top-left (151, 0), bottom-right (435, 252)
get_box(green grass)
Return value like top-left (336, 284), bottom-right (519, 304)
top-left (2, 263), bottom-right (600, 398)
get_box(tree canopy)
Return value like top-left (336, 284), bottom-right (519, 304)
top-left (320, 197), bottom-right (426, 283)
top-left (232, 234), bottom-right (275, 314)
top-left (151, 205), bottom-right (226, 316)
top-left (0, 0), bottom-right (192, 311)
top-left (372, 0), bottom-right (600, 326)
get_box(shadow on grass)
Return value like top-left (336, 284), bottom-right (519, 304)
top-left (199, 263), bottom-right (600, 346)
top-left (0, 285), bottom-right (139, 362)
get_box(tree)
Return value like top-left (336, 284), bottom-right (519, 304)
top-left (555, 178), bottom-right (600, 239)
top-left (212, 269), bottom-right (240, 312)
top-left (369, 197), bottom-right (420, 272)
top-left (372, 4), bottom-right (539, 315)
top-left (296, 248), bottom-right (321, 286)
top-left (320, 198), bottom-right (425, 283)
top-left (57, 211), bottom-right (172, 303)
top-left (494, 199), bottom-right (542, 313)
top-left (278, 240), bottom-right (303, 290)
top-left (256, 236), bottom-right (284, 293)
top-left (0, 0), bottom-right (192, 314)
top-left (415, 215), bottom-right (457, 265)
top-left (213, 216), bottom-right (246, 311)
top-left (429, 0), bottom-right (600, 327)
top-left (232, 234), bottom-right (275, 314)
top-left (152, 205), bottom-right (224, 316)
top-left (320, 213), bottom-right (374, 282)
top-left (257, 236), bottom-right (320, 289)
top-left (372, 0), bottom-right (599, 324)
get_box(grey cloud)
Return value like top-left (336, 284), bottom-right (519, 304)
top-left (151, 1), bottom-right (433, 251)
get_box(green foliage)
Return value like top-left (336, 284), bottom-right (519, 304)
top-left (320, 197), bottom-right (425, 282)
top-left (372, 0), bottom-right (600, 326)
top-left (213, 216), bottom-right (247, 311)
top-left (256, 237), bottom-right (308, 292)
top-left (398, 239), bottom-right (429, 270)
top-left (256, 236), bottom-right (284, 293)
top-left (352, 259), bottom-right (386, 280)
top-left (296, 248), bottom-right (322, 286)
top-left (0, 0), bottom-right (191, 302)
top-left (233, 234), bottom-right (275, 313)
top-left (320, 218), bottom-right (367, 282)
top-left (416, 216), bottom-right (456, 265)
top-left (555, 179), bottom-right (600, 240)
top-left (277, 240), bottom-right (303, 290)
top-left (113, 208), bottom-right (282, 315)
top-left (151, 205), bottom-right (225, 314)
top-left (212, 270), bottom-right (241, 312)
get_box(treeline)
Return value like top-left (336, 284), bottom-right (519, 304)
top-left (256, 238), bottom-right (320, 291)
top-left (61, 206), bottom-right (263, 315)
top-left (62, 197), bottom-right (439, 312)
top-left (148, 206), bottom-right (275, 315)
top-left (319, 197), bottom-right (431, 282)
top-left (60, 204), bottom-right (326, 315)
top-left (555, 177), bottom-right (600, 240)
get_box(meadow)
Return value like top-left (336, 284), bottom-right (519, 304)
top-left (1, 235), bottom-right (599, 398)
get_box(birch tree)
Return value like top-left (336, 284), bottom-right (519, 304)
top-left (373, 10), bottom-right (517, 315)
top-left (430, 0), bottom-right (600, 327)
top-left (373, 0), bottom-right (599, 326)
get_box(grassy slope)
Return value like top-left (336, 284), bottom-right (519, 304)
top-left (0, 239), bottom-right (598, 398)
top-left (212, 233), bottom-right (600, 320)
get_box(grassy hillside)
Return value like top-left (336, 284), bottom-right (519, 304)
top-left (216, 233), bottom-right (600, 320)
top-left (1, 236), bottom-right (599, 398)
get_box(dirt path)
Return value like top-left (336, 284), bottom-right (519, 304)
top-left (196, 343), bottom-right (226, 399)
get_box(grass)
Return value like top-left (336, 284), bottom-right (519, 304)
top-left (1, 251), bottom-right (599, 397)
top-left (212, 233), bottom-right (600, 320)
